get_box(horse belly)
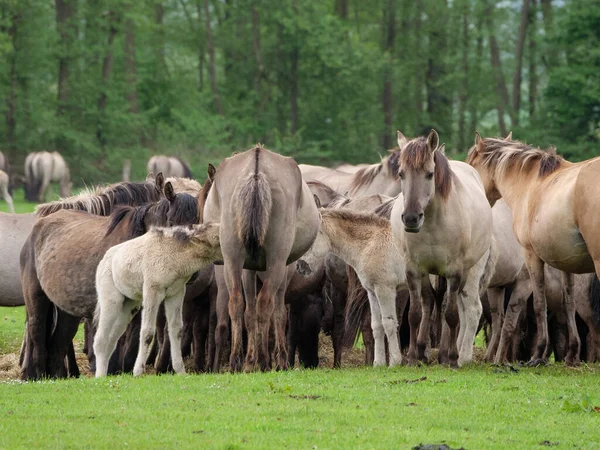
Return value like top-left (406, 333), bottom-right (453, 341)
top-left (532, 228), bottom-right (594, 273)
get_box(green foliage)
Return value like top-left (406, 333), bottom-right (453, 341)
top-left (0, 0), bottom-right (598, 185)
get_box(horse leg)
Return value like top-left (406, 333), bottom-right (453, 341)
top-left (524, 253), bottom-right (549, 366)
top-left (223, 260), bottom-right (245, 372)
top-left (331, 283), bottom-right (345, 369)
top-left (193, 299), bottom-right (210, 372)
top-left (406, 270), bottom-right (423, 366)
top-left (562, 271), bottom-right (581, 366)
top-left (93, 296), bottom-right (136, 378)
top-left (207, 282), bottom-right (218, 372)
top-left (272, 281), bottom-right (290, 371)
top-left (164, 290), bottom-right (186, 375)
top-left (2, 184), bottom-right (14, 213)
top-left (255, 263), bottom-right (287, 372)
top-left (374, 286), bottom-right (402, 366)
top-left (47, 310), bottom-right (80, 378)
top-left (66, 341), bottom-right (79, 378)
top-left (364, 289), bottom-right (386, 367)
top-left (181, 295), bottom-right (196, 359)
top-left (121, 313), bottom-right (141, 373)
top-left (495, 275), bottom-right (530, 364)
top-left (457, 270), bottom-right (483, 366)
top-left (444, 275), bottom-right (462, 369)
top-left (416, 278), bottom-right (435, 363)
top-left (133, 288), bottom-right (164, 376)
top-left (155, 304), bottom-right (172, 374)
top-left (242, 271), bottom-right (258, 372)
top-left (485, 287), bottom-right (505, 362)
top-left (21, 279), bottom-right (51, 380)
top-left (212, 267), bottom-right (229, 373)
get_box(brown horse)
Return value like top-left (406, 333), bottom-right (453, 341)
top-left (466, 135), bottom-right (600, 365)
top-left (20, 181), bottom-right (200, 379)
top-left (203, 146), bottom-right (319, 371)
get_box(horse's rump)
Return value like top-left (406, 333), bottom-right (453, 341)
top-left (235, 172), bottom-right (272, 260)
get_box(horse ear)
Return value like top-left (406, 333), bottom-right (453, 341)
top-left (313, 194), bottom-right (322, 209)
top-left (164, 181), bottom-right (175, 202)
top-left (207, 163), bottom-right (216, 182)
top-left (155, 172), bottom-right (165, 190)
top-left (474, 131), bottom-right (482, 147)
top-left (146, 172), bottom-right (155, 182)
top-left (505, 131), bottom-right (513, 141)
top-left (426, 129), bottom-right (439, 152)
top-left (436, 143), bottom-right (446, 155)
top-left (396, 130), bottom-right (408, 149)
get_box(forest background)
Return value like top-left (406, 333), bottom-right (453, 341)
top-left (0, 0), bottom-right (598, 184)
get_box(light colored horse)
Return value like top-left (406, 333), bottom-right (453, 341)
top-left (203, 145), bottom-right (319, 372)
top-left (466, 135), bottom-right (598, 365)
top-left (300, 208), bottom-right (407, 367)
top-left (390, 130), bottom-right (495, 367)
top-left (147, 155), bottom-right (193, 179)
top-left (335, 163), bottom-right (370, 174)
top-left (93, 224), bottom-right (222, 377)
top-left (25, 151), bottom-right (71, 202)
top-left (0, 170), bottom-right (14, 213)
top-left (300, 143), bottom-right (404, 198)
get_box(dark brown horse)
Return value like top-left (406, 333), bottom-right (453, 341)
top-left (20, 182), bottom-right (200, 379)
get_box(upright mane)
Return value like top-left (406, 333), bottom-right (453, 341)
top-left (105, 204), bottom-right (153, 239)
top-left (36, 180), bottom-right (162, 218)
top-left (321, 208), bottom-right (390, 229)
top-left (467, 138), bottom-right (565, 178)
top-left (165, 176), bottom-right (201, 195)
top-left (400, 137), bottom-right (454, 200)
top-left (372, 196), bottom-right (396, 220)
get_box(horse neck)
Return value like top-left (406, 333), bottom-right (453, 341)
top-left (491, 166), bottom-right (547, 211)
top-left (321, 216), bottom-right (389, 268)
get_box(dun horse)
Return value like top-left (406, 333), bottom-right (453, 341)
top-left (203, 145), bottom-right (319, 371)
top-left (147, 155), bottom-right (193, 179)
top-left (390, 130), bottom-right (496, 367)
top-left (0, 170), bottom-right (14, 213)
top-left (20, 179), bottom-right (199, 379)
top-left (94, 224), bottom-right (222, 377)
top-left (466, 134), bottom-right (599, 365)
top-left (25, 151), bottom-right (71, 202)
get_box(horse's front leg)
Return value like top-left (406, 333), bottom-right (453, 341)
top-left (484, 287), bottom-right (505, 362)
top-left (406, 269), bottom-right (422, 366)
top-left (164, 288), bottom-right (187, 375)
top-left (457, 269), bottom-right (483, 366)
top-left (242, 270), bottom-right (258, 372)
top-left (134, 288), bottom-right (164, 376)
top-left (444, 274), bottom-right (462, 369)
top-left (366, 289), bottom-right (386, 367)
top-left (524, 252), bottom-right (548, 366)
top-left (416, 276), bottom-right (435, 363)
top-left (374, 286), bottom-right (402, 366)
top-left (562, 271), bottom-right (581, 366)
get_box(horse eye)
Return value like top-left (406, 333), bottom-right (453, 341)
top-left (399, 171), bottom-right (405, 179)
top-left (426, 172), bottom-right (434, 180)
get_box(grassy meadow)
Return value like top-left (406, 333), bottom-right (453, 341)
top-left (2, 187), bottom-right (600, 449)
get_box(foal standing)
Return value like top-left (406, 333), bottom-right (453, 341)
top-left (94, 224), bottom-right (222, 377)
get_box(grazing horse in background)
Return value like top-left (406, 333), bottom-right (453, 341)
top-left (203, 145), bottom-right (319, 372)
top-left (94, 223), bottom-right (222, 377)
top-left (466, 135), bottom-right (600, 365)
top-left (391, 130), bottom-right (496, 367)
top-left (25, 151), bottom-right (72, 202)
top-left (20, 180), bottom-right (200, 379)
top-left (0, 170), bottom-right (14, 213)
top-left (300, 139), bottom-right (405, 198)
top-left (0, 151), bottom-right (13, 194)
top-left (147, 155), bottom-right (193, 179)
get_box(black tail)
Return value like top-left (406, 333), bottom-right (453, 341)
top-left (175, 157), bottom-right (193, 178)
top-left (343, 266), bottom-right (370, 348)
top-left (590, 274), bottom-right (600, 327)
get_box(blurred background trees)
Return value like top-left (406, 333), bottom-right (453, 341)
top-left (0, 0), bottom-right (597, 184)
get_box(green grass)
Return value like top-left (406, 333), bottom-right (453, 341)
top-left (1, 365), bottom-right (600, 449)
top-left (0, 188), bottom-right (37, 214)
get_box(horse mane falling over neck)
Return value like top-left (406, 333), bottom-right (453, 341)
top-left (400, 137), bottom-right (454, 200)
top-left (467, 137), bottom-right (566, 179)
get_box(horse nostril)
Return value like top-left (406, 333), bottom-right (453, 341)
top-left (418, 213), bottom-right (424, 219)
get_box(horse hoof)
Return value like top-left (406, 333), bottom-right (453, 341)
top-left (527, 358), bottom-right (547, 367)
top-left (405, 359), bottom-right (421, 367)
top-left (449, 361), bottom-right (459, 369)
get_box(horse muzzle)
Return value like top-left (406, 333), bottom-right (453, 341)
top-left (402, 212), bottom-right (424, 233)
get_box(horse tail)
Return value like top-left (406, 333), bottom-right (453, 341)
top-left (175, 157), bottom-right (193, 178)
top-left (236, 150), bottom-right (272, 260)
top-left (343, 266), bottom-right (370, 348)
top-left (589, 274), bottom-right (600, 327)
top-left (479, 236), bottom-right (499, 294)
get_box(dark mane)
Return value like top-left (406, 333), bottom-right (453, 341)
top-left (348, 164), bottom-right (383, 194)
top-left (159, 192), bottom-right (199, 226)
top-left (197, 176), bottom-right (213, 223)
top-left (400, 138), bottom-right (454, 200)
top-left (386, 147), bottom-right (401, 180)
top-left (105, 204), bottom-right (153, 239)
top-left (372, 197), bottom-right (396, 220)
top-left (467, 138), bottom-right (565, 178)
top-left (36, 180), bottom-right (162, 218)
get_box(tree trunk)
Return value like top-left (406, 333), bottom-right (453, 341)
top-left (381, 0), bottom-right (395, 149)
top-left (124, 18), bottom-right (139, 114)
top-left (335, 0), bottom-right (348, 19)
top-left (456, 1), bottom-right (469, 152)
top-left (96, 13), bottom-right (118, 146)
top-left (155, 3), bottom-right (168, 79)
top-left (204, 0), bottom-right (225, 115)
top-left (413, 0), bottom-right (424, 133)
top-left (425, 0), bottom-right (451, 139)
top-left (469, 13), bottom-right (483, 139)
top-left (486, 3), bottom-right (511, 134)
top-left (55, 0), bottom-right (77, 116)
top-left (511, 0), bottom-right (530, 126)
top-left (195, 0), bottom-right (205, 91)
top-left (251, 1), bottom-right (266, 116)
top-left (5, 10), bottom-right (20, 152)
top-left (528, 0), bottom-right (537, 118)
top-left (540, 0), bottom-right (558, 67)
top-left (290, 0), bottom-right (299, 135)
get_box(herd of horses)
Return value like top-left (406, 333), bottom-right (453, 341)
top-left (1, 135), bottom-right (600, 379)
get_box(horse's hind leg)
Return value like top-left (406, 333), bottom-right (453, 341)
top-left (242, 271), bottom-right (258, 372)
top-left (272, 282), bottom-right (290, 371)
top-left (416, 278), bottom-right (435, 363)
top-left (94, 291), bottom-right (135, 378)
top-left (133, 289), bottom-right (164, 376)
top-left (484, 287), bottom-right (505, 362)
top-left (193, 297), bottom-right (210, 372)
top-left (164, 290), bottom-right (186, 375)
top-left (562, 272), bottom-right (581, 366)
top-left (223, 258), bottom-right (245, 372)
top-left (47, 310), bottom-right (80, 378)
top-left (524, 253), bottom-right (549, 366)
top-left (406, 271), bottom-right (423, 366)
top-left (212, 267), bottom-right (229, 373)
